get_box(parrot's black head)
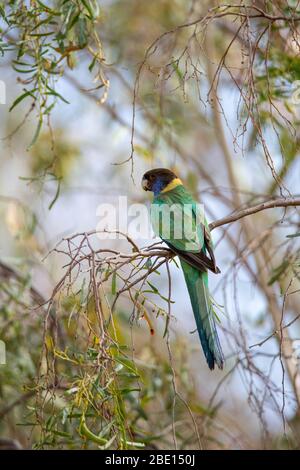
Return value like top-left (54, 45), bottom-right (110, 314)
top-left (142, 168), bottom-right (179, 196)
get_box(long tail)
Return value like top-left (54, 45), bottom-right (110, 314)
top-left (181, 260), bottom-right (224, 370)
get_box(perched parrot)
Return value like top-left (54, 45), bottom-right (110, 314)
top-left (142, 168), bottom-right (224, 370)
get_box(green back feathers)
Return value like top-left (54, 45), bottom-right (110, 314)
top-left (152, 185), bottom-right (205, 252)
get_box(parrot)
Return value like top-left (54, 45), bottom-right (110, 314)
top-left (142, 168), bottom-right (224, 370)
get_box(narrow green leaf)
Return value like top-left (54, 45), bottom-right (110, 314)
top-left (0, 4), bottom-right (9, 25)
top-left (29, 31), bottom-right (55, 37)
top-left (287, 232), bottom-right (300, 238)
top-left (111, 272), bottom-right (117, 295)
top-left (98, 420), bottom-right (115, 439)
top-left (12, 66), bottom-right (37, 73)
top-left (77, 17), bottom-right (88, 48)
top-left (27, 118), bottom-right (43, 150)
top-left (44, 102), bottom-right (56, 115)
top-left (68, 11), bottom-right (80, 31)
top-left (163, 314), bottom-right (170, 338)
top-left (36, 0), bottom-right (60, 15)
top-left (79, 416), bottom-right (107, 445)
top-left (88, 56), bottom-right (97, 72)
top-left (172, 61), bottom-right (183, 82)
top-left (48, 178), bottom-right (61, 210)
top-left (146, 281), bottom-right (158, 294)
top-left (9, 89), bottom-right (37, 112)
top-left (120, 387), bottom-right (141, 395)
top-left (81, 0), bottom-right (95, 19)
top-left (268, 259), bottom-right (290, 285)
top-left (46, 85), bottom-right (70, 104)
top-left (30, 18), bottom-right (57, 32)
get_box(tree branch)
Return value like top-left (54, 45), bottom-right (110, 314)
top-left (209, 198), bottom-right (300, 231)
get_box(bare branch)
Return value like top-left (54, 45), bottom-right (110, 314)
top-left (210, 198), bottom-right (300, 231)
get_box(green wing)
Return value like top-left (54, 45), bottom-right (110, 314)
top-left (151, 185), bottom-right (219, 273)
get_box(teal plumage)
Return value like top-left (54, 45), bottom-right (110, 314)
top-left (142, 169), bottom-right (224, 370)
top-left (180, 263), bottom-right (224, 369)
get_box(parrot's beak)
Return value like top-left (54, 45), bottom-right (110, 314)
top-left (142, 177), bottom-right (149, 191)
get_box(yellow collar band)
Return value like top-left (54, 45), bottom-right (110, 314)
top-left (161, 178), bottom-right (183, 193)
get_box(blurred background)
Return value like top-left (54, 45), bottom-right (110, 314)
top-left (0, 0), bottom-right (300, 449)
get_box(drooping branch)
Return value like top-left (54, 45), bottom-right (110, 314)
top-left (209, 197), bottom-right (300, 231)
